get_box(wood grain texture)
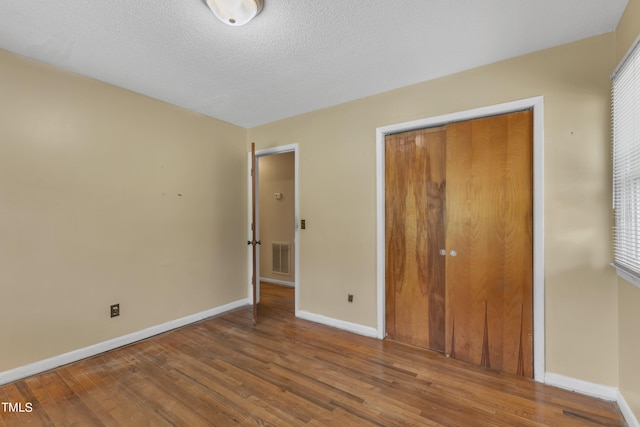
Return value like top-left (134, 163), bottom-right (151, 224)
top-left (385, 128), bottom-right (446, 351)
top-left (445, 110), bottom-right (533, 377)
top-left (0, 283), bottom-right (624, 426)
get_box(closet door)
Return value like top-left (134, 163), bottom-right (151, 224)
top-left (385, 127), bottom-right (446, 351)
top-left (445, 110), bottom-right (533, 377)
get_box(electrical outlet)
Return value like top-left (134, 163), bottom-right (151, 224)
top-left (348, 294), bottom-right (354, 303)
top-left (110, 304), bottom-right (120, 318)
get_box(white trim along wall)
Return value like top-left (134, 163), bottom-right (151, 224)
top-left (0, 299), bottom-right (247, 385)
top-left (260, 277), bottom-right (295, 287)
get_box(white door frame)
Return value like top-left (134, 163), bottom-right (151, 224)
top-left (247, 143), bottom-right (300, 314)
top-left (375, 97), bottom-right (545, 382)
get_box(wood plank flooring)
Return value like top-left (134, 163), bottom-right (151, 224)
top-left (0, 283), bottom-right (626, 426)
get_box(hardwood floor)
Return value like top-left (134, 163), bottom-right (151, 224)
top-left (0, 283), bottom-right (626, 426)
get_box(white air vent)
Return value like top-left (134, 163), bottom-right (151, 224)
top-left (272, 242), bottom-right (290, 275)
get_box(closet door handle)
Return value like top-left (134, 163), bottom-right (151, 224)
top-left (439, 249), bottom-right (446, 256)
top-left (450, 249), bottom-right (457, 256)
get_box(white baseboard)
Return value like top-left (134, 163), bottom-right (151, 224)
top-left (0, 298), bottom-right (248, 385)
top-left (543, 373), bottom-right (640, 426)
top-left (618, 390), bottom-right (640, 427)
top-left (296, 310), bottom-right (378, 338)
top-left (260, 277), bottom-right (295, 287)
top-left (544, 372), bottom-right (618, 401)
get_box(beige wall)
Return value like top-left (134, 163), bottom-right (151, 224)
top-left (258, 152), bottom-right (295, 282)
top-left (249, 33), bottom-right (619, 386)
top-left (615, 0), bottom-right (640, 419)
top-left (0, 49), bottom-right (247, 373)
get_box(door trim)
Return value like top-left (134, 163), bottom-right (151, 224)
top-left (247, 143), bottom-right (300, 315)
top-left (375, 97), bottom-right (545, 382)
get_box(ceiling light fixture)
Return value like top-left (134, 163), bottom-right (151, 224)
top-left (203, 0), bottom-right (263, 26)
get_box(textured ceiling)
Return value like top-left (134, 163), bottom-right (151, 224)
top-left (0, 0), bottom-right (628, 127)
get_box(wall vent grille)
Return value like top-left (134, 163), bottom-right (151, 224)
top-left (272, 242), bottom-right (290, 275)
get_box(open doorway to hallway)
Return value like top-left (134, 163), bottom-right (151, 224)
top-left (258, 152), bottom-right (295, 289)
top-left (250, 145), bottom-right (299, 316)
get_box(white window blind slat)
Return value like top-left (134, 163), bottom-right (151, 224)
top-left (612, 36), bottom-right (640, 287)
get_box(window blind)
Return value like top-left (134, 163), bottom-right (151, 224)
top-left (612, 36), bottom-right (640, 280)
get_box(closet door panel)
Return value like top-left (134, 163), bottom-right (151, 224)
top-left (385, 128), bottom-right (446, 351)
top-left (445, 111), bottom-right (533, 377)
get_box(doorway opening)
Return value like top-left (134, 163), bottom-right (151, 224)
top-left (247, 144), bottom-right (300, 317)
top-left (376, 97), bottom-right (545, 382)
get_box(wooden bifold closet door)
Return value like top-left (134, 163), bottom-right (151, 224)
top-left (385, 127), bottom-right (447, 351)
top-left (385, 110), bottom-right (533, 378)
